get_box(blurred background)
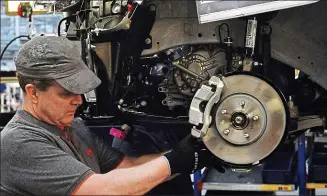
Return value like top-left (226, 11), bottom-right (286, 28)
top-left (0, 1), bottom-right (63, 113)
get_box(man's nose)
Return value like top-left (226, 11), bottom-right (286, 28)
top-left (72, 94), bottom-right (83, 106)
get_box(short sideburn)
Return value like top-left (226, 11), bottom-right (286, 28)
top-left (16, 73), bottom-right (54, 92)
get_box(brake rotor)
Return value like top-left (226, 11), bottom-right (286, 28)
top-left (202, 74), bottom-right (287, 165)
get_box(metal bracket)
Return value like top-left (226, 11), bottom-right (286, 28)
top-left (189, 76), bottom-right (224, 138)
top-left (289, 115), bottom-right (325, 134)
top-left (84, 90), bottom-right (97, 102)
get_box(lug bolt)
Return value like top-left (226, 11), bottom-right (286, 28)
top-left (240, 100), bottom-right (245, 106)
top-left (244, 133), bottom-right (249, 138)
top-left (252, 115), bottom-right (259, 121)
top-left (221, 109), bottom-right (227, 114)
top-left (223, 129), bottom-right (230, 135)
top-left (220, 120), bottom-right (225, 125)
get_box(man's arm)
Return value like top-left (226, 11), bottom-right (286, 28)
top-left (117, 151), bottom-right (168, 168)
top-left (115, 152), bottom-right (179, 182)
top-left (74, 133), bottom-right (211, 195)
top-left (73, 156), bottom-right (170, 195)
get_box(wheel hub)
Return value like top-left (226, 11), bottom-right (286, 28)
top-left (231, 112), bottom-right (248, 129)
top-left (215, 94), bottom-right (267, 146)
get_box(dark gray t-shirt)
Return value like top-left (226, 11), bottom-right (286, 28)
top-left (0, 109), bottom-right (124, 195)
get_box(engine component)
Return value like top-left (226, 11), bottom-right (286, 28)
top-left (173, 50), bottom-right (225, 97)
top-left (173, 50), bottom-right (211, 88)
top-left (189, 73), bottom-right (287, 166)
top-left (150, 63), bottom-right (170, 77)
top-left (151, 62), bottom-right (191, 109)
top-left (139, 47), bottom-right (227, 111)
top-left (158, 85), bottom-right (188, 108)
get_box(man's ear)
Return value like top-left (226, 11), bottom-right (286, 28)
top-left (25, 84), bottom-right (38, 104)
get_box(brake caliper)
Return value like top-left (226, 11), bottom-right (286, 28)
top-left (189, 76), bottom-right (224, 138)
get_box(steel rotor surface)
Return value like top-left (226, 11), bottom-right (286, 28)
top-left (202, 74), bottom-right (287, 165)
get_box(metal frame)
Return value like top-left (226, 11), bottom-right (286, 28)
top-left (195, 1), bottom-right (318, 24)
top-left (298, 134), bottom-right (307, 196)
top-left (201, 183), bottom-right (295, 192)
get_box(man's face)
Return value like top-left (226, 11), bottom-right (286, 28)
top-left (32, 82), bottom-right (83, 126)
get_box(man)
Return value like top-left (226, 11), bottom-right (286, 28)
top-left (0, 36), bottom-right (214, 195)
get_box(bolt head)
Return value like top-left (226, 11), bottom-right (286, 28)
top-left (90, 45), bottom-right (96, 49)
top-left (252, 115), bottom-right (259, 121)
top-left (223, 129), bottom-right (230, 135)
top-left (235, 116), bottom-right (243, 124)
top-left (119, 99), bottom-right (124, 104)
top-left (244, 133), bottom-right (249, 138)
top-left (150, 5), bottom-right (156, 11)
top-left (112, 4), bottom-right (121, 13)
top-left (221, 109), bottom-right (227, 114)
top-left (220, 120), bottom-right (225, 125)
top-left (121, 1), bottom-right (128, 6)
top-left (240, 101), bottom-right (245, 106)
top-left (145, 38), bottom-right (151, 44)
top-left (140, 101), bottom-right (147, 107)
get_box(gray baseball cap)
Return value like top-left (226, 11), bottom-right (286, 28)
top-left (15, 36), bottom-right (101, 94)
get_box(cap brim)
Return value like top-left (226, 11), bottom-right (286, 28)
top-left (56, 66), bottom-right (101, 94)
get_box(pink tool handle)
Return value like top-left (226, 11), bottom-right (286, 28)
top-left (110, 128), bottom-right (126, 139)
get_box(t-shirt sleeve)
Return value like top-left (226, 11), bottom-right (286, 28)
top-left (71, 118), bottom-right (125, 173)
top-left (8, 131), bottom-right (95, 195)
top-left (92, 133), bottom-right (125, 173)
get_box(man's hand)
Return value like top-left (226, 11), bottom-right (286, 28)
top-left (163, 134), bottom-right (215, 175)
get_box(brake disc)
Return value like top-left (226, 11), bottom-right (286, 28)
top-left (190, 73), bottom-right (287, 166)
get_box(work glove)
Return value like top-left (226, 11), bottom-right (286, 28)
top-left (164, 134), bottom-right (223, 175)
